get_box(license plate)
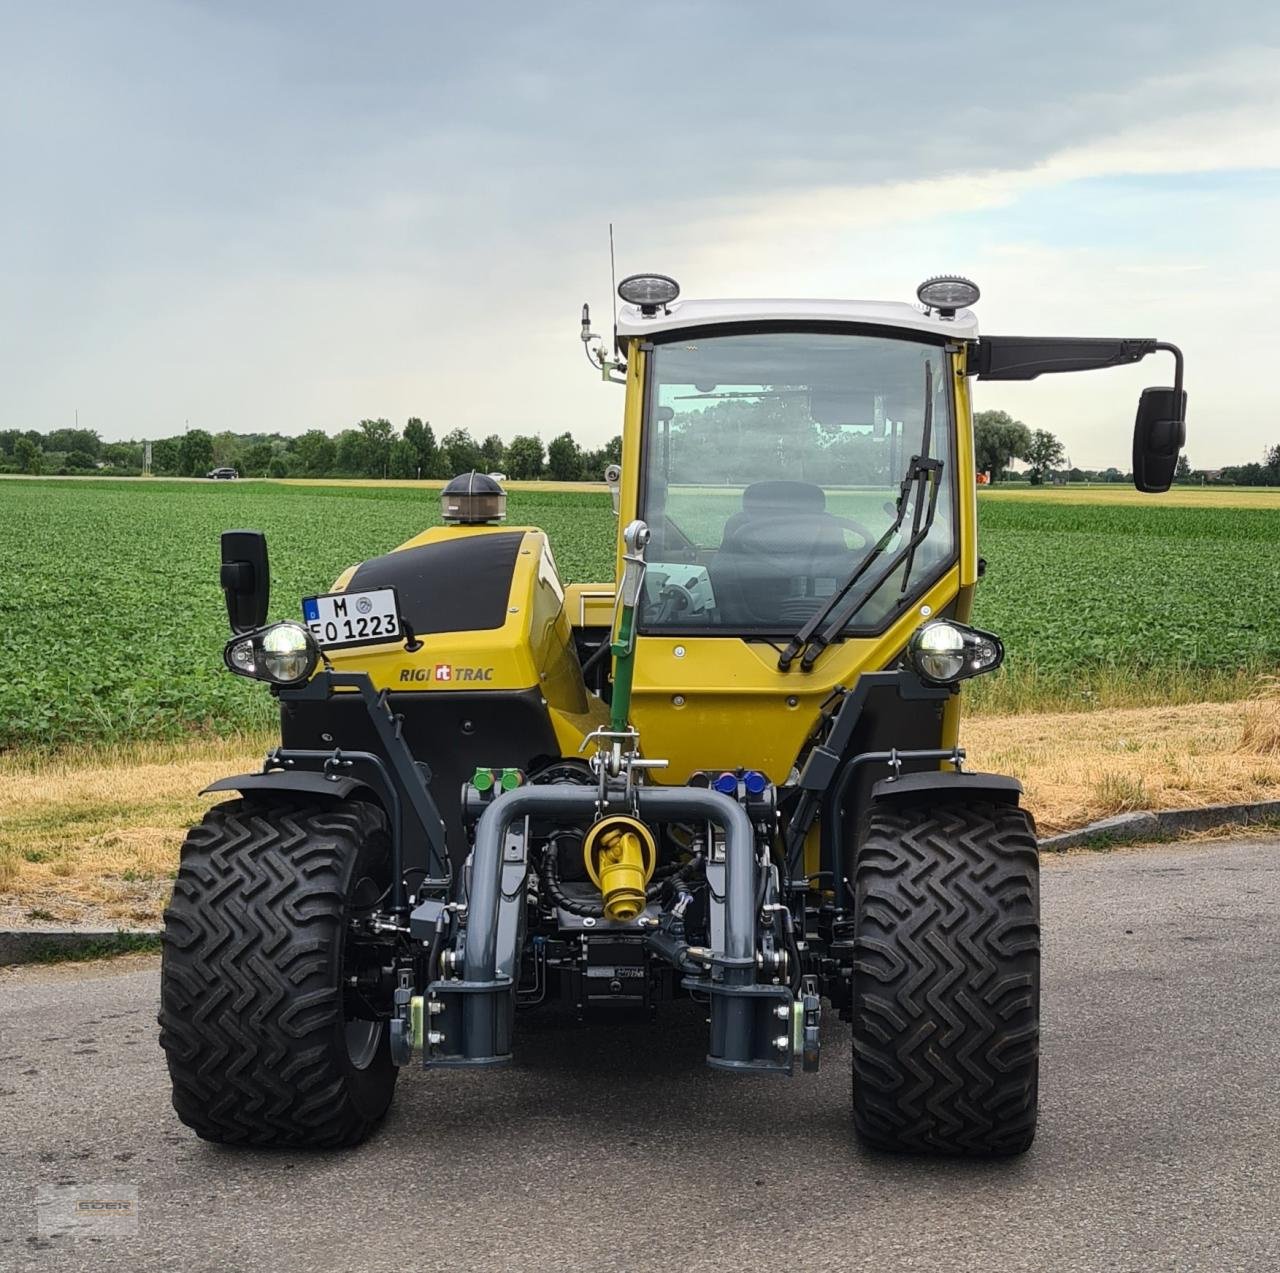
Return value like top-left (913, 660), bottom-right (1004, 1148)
top-left (302, 587), bottom-right (402, 649)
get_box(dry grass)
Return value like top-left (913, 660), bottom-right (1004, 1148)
top-left (1238, 678), bottom-right (1280, 756)
top-left (978, 485), bottom-right (1280, 509)
top-left (964, 695), bottom-right (1280, 835)
top-left (965, 663), bottom-right (1268, 716)
top-left (4, 698), bottom-right (1280, 925)
top-left (0, 734), bottom-right (271, 929)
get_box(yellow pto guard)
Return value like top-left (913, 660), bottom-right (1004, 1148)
top-left (582, 816), bottom-right (657, 920)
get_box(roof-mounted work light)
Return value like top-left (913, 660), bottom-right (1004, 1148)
top-left (618, 273), bottom-right (680, 314)
top-left (916, 275), bottom-right (980, 317)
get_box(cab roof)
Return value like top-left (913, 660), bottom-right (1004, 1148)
top-left (615, 297), bottom-right (979, 345)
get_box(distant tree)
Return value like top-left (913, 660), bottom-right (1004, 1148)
top-left (581, 434), bottom-right (624, 480)
top-left (479, 433), bottom-right (506, 472)
top-left (402, 418), bottom-right (438, 478)
top-left (357, 418), bottom-right (396, 478)
top-left (335, 430), bottom-right (364, 475)
top-left (1025, 429), bottom-right (1066, 486)
top-left (211, 431), bottom-right (243, 468)
top-left (387, 438), bottom-right (417, 479)
top-left (64, 449), bottom-right (98, 470)
top-left (268, 455), bottom-right (290, 478)
top-left (45, 428), bottom-right (101, 458)
top-left (1266, 443), bottom-right (1280, 482)
top-left (292, 429), bottom-right (336, 476)
top-left (546, 431), bottom-right (583, 481)
top-left (441, 427), bottom-right (483, 475)
top-left (1174, 454), bottom-right (1192, 483)
top-left (240, 442), bottom-right (273, 475)
top-left (14, 436), bottom-right (42, 474)
top-left (178, 429), bottom-right (215, 476)
top-left (504, 434), bottom-right (544, 479)
top-left (150, 437), bottom-right (180, 474)
top-left (100, 441), bottom-right (141, 468)
top-left (0, 429), bottom-right (20, 457)
top-left (973, 410), bottom-right (1032, 481)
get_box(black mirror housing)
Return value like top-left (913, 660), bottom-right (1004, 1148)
top-left (1132, 387), bottom-right (1186, 494)
top-left (220, 530), bottom-right (270, 634)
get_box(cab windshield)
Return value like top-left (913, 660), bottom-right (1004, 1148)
top-left (638, 329), bottom-right (957, 634)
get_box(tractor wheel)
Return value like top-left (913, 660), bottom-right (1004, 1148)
top-left (158, 798), bottom-right (398, 1148)
top-left (850, 800), bottom-right (1040, 1156)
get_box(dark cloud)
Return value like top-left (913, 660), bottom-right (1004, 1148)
top-left (0, 1), bottom-right (1276, 456)
top-left (4, 0), bottom-right (1277, 266)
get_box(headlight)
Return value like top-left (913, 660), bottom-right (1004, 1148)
top-left (224, 622), bottom-right (319, 686)
top-left (908, 620), bottom-right (1003, 685)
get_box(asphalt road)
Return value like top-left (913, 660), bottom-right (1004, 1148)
top-left (2, 837), bottom-right (1277, 1273)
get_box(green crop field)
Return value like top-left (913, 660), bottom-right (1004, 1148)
top-left (3, 478), bottom-right (1278, 750)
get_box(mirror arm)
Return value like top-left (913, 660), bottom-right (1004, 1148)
top-left (1153, 341), bottom-right (1184, 410)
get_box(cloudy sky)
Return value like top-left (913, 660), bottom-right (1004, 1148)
top-left (3, 1), bottom-right (1278, 467)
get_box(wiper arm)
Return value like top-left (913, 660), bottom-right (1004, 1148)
top-left (777, 359), bottom-right (941, 673)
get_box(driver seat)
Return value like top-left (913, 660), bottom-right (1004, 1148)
top-left (709, 481), bottom-right (853, 626)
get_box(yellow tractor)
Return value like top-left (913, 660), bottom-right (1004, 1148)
top-left (159, 274), bottom-right (1187, 1155)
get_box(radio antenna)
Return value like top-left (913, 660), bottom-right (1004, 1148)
top-left (609, 222), bottom-right (619, 355)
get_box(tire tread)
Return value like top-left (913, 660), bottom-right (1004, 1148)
top-left (158, 798), bottom-right (396, 1148)
top-left (851, 800), bottom-right (1040, 1156)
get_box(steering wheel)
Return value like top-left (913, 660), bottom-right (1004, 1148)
top-left (654, 580), bottom-right (701, 622)
top-left (828, 513), bottom-right (877, 547)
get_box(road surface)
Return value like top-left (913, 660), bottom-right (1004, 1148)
top-left (1, 836), bottom-right (1277, 1272)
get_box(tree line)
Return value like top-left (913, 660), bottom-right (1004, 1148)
top-left (973, 410), bottom-right (1279, 486)
top-left (2, 414), bottom-right (1276, 487)
top-left (0, 421), bottom-right (622, 482)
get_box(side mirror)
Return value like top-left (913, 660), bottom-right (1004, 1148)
top-left (1132, 387), bottom-right (1186, 493)
top-left (220, 530), bottom-right (270, 634)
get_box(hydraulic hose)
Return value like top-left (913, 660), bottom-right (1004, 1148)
top-left (538, 836), bottom-right (703, 918)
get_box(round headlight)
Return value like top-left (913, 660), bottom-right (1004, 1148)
top-left (916, 275), bottom-right (980, 314)
top-left (260, 622), bottom-right (317, 685)
top-left (912, 622), bottom-right (967, 682)
top-left (618, 273), bottom-right (680, 309)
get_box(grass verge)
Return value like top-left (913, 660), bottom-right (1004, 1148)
top-left (14, 931), bottom-right (164, 965)
top-left (3, 693), bottom-right (1279, 927)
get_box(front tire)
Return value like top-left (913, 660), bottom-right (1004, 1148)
top-left (850, 799), bottom-right (1040, 1156)
top-left (159, 798), bottom-right (398, 1148)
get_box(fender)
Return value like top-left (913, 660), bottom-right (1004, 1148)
top-left (201, 771), bottom-right (373, 801)
top-left (870, 770), bottom-right (1022, 807)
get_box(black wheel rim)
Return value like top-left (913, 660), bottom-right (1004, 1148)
top-left (343, 872), bottom-right (390, 1071)
top-left (344, 1018), bottom-right (382, 1070)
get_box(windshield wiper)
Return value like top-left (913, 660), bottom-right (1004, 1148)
top-left (777, 360), bottom-right (943, 673)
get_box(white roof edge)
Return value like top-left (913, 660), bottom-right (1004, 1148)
top-left (615, 297), bottom-right (979, 342)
